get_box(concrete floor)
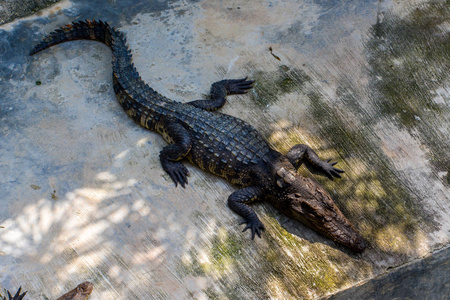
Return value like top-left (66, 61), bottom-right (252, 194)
top-left (328, 246), bottom-right (449, 300)
top-left (0, 0), bottom-right (449, 299)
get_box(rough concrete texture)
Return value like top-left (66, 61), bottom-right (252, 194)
top-left (327, 246), bottom-right (450, 300)
top-left (0, 0), bottom-right (60, 25)
top-left (0, 0), bottom-right (448, 299)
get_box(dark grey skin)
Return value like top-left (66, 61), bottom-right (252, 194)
top-left (30, 20), bottom-right (366, 253)
top-left (1, 287), bottom-right (26, 300)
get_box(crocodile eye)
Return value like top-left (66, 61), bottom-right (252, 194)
top-left (288, 193), bottom-right (302, 200)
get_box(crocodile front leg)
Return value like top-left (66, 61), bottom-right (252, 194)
top-left (187, 78), bottom-right (254, 111)
top-left (286, 144), bottom-right (344, 180)
top-left (158, 119), bottom-right (192, 188)
top-left (227, 186), bottom-right (265, 239)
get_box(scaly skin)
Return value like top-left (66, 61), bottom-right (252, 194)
top-left (30, 20), bottom-right (366, 252)
top-left (56, 282), bottom-right (94, 300)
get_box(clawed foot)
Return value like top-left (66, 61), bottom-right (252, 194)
top-left (225, 78), bottom-right (254, 95)
top-left (321, 159), bottom-right (344, 180)
top-left (163, 161), bottom-right (190, 188)
top-left (240, 218), bottom-right (265, 240)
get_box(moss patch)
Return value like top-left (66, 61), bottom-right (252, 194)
top-left (177, 216), bottom-right (373, 299)
top-left (367, 0), bottom-right (450, 178)
top-left (251, 65), bottom-right (311, 107)
top-left (177, 227), bottom-right (272, 299)
top-left (259, 214), bottom-right (372, 298)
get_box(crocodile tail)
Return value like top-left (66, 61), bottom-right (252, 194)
top-left (29, 19), bottom-right (170, 121)
top-left (30, 20), bottom-right (115, 55)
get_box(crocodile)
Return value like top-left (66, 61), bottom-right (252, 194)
top-left (30, 20), bottom-right (366, 252)
top-left (1, 282), bottom-right (93, 300)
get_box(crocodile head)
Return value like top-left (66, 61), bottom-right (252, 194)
top-left (273, 167), bottom-right (366, 253)
top-left (57, 282), bottom-right (93, 300)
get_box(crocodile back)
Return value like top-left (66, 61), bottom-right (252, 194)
top-left (171, 103), bottom-right (272, 186)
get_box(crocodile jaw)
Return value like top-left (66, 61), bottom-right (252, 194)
top-left (274, 176), bottom-right (366, 253)
top-left (288, 194), bottom-right (366, 253)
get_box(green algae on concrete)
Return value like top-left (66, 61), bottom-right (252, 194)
top-left (251, 65), bottom-right (311, 107)
top-left (178, 208), bottom-right (373, 299)
top-left (177, 226), bottom-right (272, 299)
top-left (367, 0), bottom-right (450, 178)
top-left (259, 213), bottom-right (373, 299)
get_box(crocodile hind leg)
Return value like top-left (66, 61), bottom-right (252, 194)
top-left (286, 144), bottom-right (344, 180)
top-left (187, 78), bottom-right (254, 111)
top-left (227, 186), bottom-right (265, 239)
top-left (158, 119), bottom-right (192, 188)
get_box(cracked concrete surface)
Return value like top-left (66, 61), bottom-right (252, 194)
top-left (0, 0), bottom-right (449, 299)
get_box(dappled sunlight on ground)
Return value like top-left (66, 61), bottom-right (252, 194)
top-left (0, 154), bottom-right (197, 298)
